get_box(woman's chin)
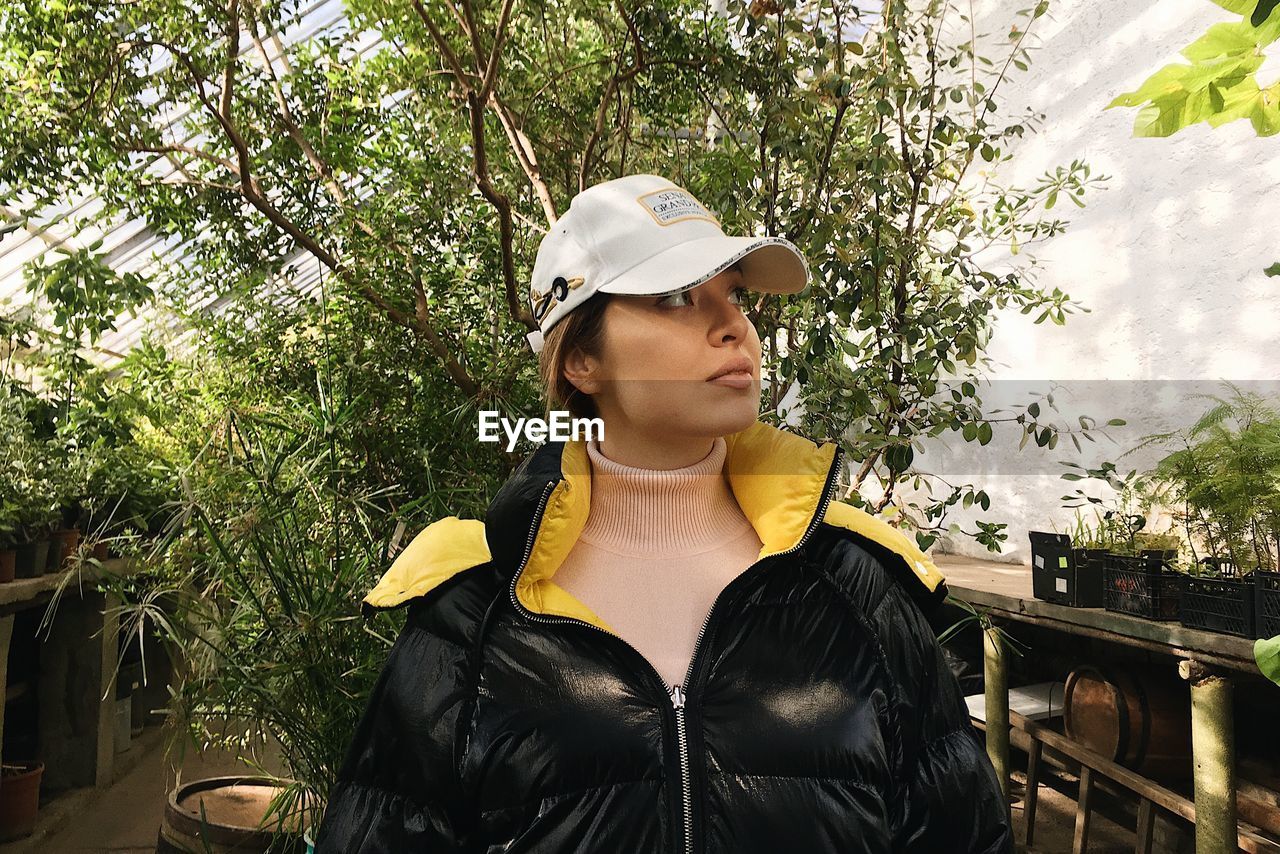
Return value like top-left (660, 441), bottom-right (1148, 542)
top-left (699, 403), bottom-right (760, 438)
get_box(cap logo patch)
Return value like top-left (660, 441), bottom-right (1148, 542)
top-left (636, 187), bottom-right (720, 227)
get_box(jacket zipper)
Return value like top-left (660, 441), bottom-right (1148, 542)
top-left (506, 445), bottom-right (845, 854)
top-left (666, 444), bottom-right (843, 854)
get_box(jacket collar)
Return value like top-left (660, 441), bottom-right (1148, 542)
top-left (484, 419), bottom-right (841, 631)
top-left (362, 420), bottom-right (947, 622)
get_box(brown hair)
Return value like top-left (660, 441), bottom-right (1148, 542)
top-left (536, 291), bottom-right (614, 422)
top-left (536, 261), bottom-right (746, 422)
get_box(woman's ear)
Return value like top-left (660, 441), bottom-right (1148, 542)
top-left (562, 345), bottom-right (602, 396)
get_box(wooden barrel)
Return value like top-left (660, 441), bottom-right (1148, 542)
top-left (1063, 664), bottom-right (1192, 780)
top-left (156, 775), bottom-right (306, 854)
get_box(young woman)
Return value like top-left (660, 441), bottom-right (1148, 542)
top-left (315, 174), bottom-right (1013, 853)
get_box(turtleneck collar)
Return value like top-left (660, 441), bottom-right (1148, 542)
top-left (579, 435), bottom-right (755, 557)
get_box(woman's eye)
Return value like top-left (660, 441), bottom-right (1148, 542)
top-left (657, 287), bottom-right (749, 308)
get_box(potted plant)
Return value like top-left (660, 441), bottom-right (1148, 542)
top-left (1052, 463), bottom-right (1185, 618)
top-left (93, 392), bottom-right (401, 852)
top-left (0, 489), bottom-right (19, 584)
top-left (10, 456), bottom-right (58, 580)
top-left (0, 760), bottom-right (45, 841)
top-left (41, 440), bottom-right (78, 574)
top-left (1137, 384), bottom-right (1280, 638)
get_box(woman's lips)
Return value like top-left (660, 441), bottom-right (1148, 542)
top-left (707, 371), bottom-right (753, 390)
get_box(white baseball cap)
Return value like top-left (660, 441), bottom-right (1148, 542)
top-left (525, 174), bottom-right (811, 353)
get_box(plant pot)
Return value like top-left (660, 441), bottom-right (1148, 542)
top-left (92, 540), bottom-right (109, 561)
top-left (52, 527), bottom-right (80, 572)
top-left (0, 760), bottom-right (45, 842)
top-left (1179, 559), bottom-right (1257, 638)
top-left (156, 776), bottom-right (308, 854)
top-left (0, 550), bottom-right (15, 583)
top-left (1104, 550), bottom-right (1181, 621)
top-left (1255, 571), bottom-right (1280, 640)
top-left (13, 539), bottom-right (49, 580)
top-left (1030, 531), bottom-right (1105, 607)
top-left (44, 530), bottom-right (64, 574)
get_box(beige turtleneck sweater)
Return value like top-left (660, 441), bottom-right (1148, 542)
top-left (552, 435), bottom-right (765, 691)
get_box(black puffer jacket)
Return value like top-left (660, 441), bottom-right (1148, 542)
top-left (314, 421), bottom-right (1013, 853)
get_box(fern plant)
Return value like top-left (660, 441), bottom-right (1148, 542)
top-left (1129, 382), bottom-right (1280, 573)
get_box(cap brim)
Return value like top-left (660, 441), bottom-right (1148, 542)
top-left (596, 235), bottom-right (810, 298)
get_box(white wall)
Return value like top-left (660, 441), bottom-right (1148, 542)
top-left (903, 0), bottom-right (1280, 563)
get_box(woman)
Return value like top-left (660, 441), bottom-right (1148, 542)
top-left (314, 174), bottom-right (1013, 853)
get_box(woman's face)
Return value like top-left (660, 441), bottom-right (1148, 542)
top-left (565, 265), bottom-right (763, 446)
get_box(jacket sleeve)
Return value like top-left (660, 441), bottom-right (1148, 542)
top-left (312, 614), bottom-right (477, 852)
top-left (877, 577), bottom-right (1014, 854)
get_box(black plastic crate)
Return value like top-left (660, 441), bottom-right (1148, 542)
top-left (1029, 531), bottom-right (1105, 607)
top-left (1179, 569), bottom-right (1256, 638)
top-left (1256, 571), bottom-right (1280, 639)
top-left (1104, 551), bottom-right (1181, 621)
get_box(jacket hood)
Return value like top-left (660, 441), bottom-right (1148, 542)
top-left (363, 420), bottom-right (946, 626)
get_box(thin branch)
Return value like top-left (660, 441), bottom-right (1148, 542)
top-left (579, 0), bottom-right (649, 192)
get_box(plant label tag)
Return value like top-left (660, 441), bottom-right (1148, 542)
top-left (1056, 578), bottom-right (1068, 593)
top-left (1034, 555), bottom-right (1043, 569)
top-left (1059, 556), bottom-right (1069, 568)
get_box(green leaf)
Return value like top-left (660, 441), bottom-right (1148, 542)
top-left (1256, 635), bottom-right (1280, 686)
top-left (1180, 21), bottom-right (1259, 62)
top-left (1264, 261), bottom-right (1280, 276)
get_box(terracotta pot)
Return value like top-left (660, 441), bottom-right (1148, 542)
top-left (0, 550), bottom-right (15, 583)
top-left (92, 540), bottom-right (109, 561)
top-left (0, 760), bottom-right (45, 842)
top-left (46, 527), bottom-right (80, 573)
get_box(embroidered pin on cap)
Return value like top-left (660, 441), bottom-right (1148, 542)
top-left (524, 174), bottom-right (811, 353)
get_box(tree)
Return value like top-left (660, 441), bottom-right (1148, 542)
top-left (1, 0), bottom-right (1108, 552)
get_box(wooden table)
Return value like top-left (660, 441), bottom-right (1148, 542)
top-left (935, 553), bottom-right (1269, 854)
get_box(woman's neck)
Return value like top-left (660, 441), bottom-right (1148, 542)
top-left (579, 435), bottom-right (753, 557)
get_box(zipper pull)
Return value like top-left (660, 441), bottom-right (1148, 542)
top-left (669, 683), bottom-right (685, 709)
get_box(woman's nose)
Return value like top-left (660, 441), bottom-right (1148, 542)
top-left (710, 296), bottom-right (750, 342)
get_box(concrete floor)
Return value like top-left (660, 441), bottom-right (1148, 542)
top-left (0, 718), bottom-right (287, 854)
